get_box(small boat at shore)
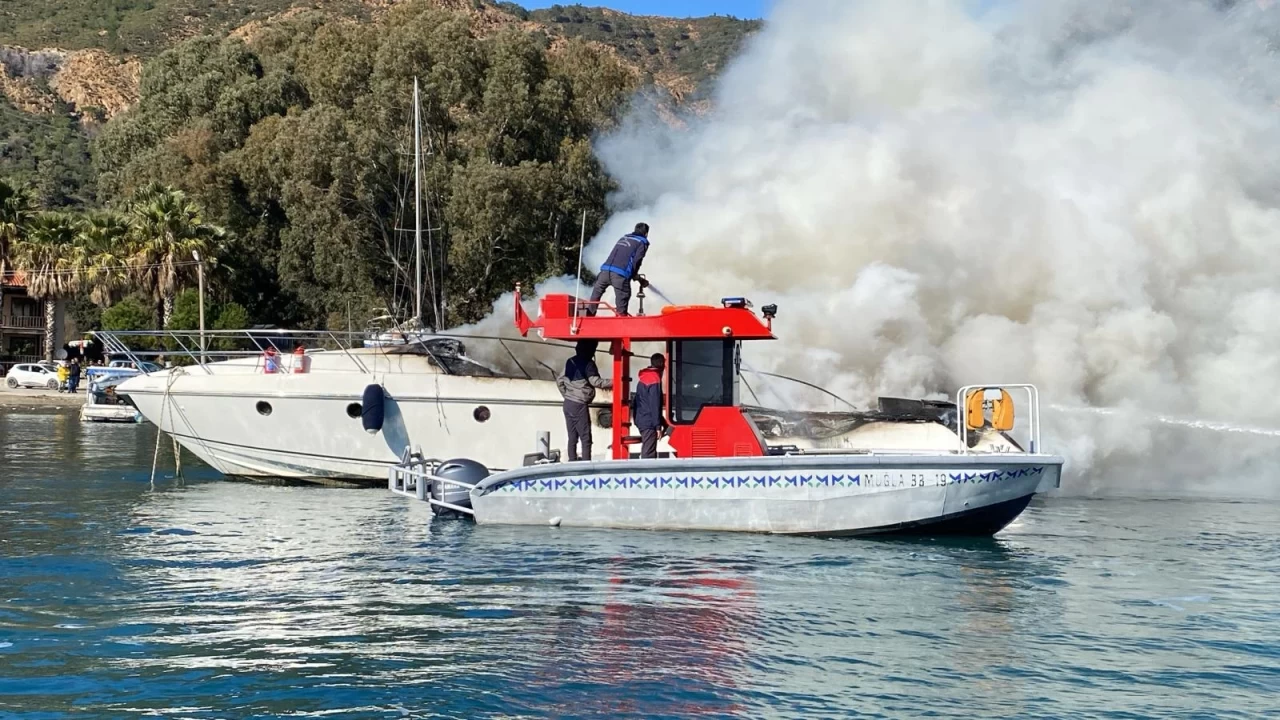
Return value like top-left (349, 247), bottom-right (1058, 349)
top-left (388, 290), bottom-right (1064, 537)
top-left (81, 370), bottom-right (143, 423)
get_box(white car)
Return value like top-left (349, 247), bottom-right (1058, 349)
top-left (6, 363), bottom-right (60, 389)
top-left (107, 359), bottom-right (162, 373)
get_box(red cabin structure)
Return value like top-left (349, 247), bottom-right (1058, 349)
top-left (514, 287), bottom-right (778, 460)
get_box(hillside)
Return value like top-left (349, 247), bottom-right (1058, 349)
top-left (0, 0), bottom-right (762, 333)
top-left (0, 1), bottom-right (756, 207)
top-left (0, 1), bottom-right (756, 104)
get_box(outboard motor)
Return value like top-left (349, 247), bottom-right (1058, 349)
top-left (430, 458), bottom-right (489, 518)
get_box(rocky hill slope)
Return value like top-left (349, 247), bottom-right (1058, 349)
top-left (0, 1), bottom-right (755, 206)
top-left (0, 0), bottom-right (756, 123)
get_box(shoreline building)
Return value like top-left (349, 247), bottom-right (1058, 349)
top-left (1, 272), bottom-right (65, 372)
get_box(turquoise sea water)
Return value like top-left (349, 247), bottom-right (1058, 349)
top-left (1, 410), bottom-right (1278, 718)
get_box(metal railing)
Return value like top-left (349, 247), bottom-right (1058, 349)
top-left (1, 355), bottom-right (42, 372)
top-left (955, 384), bottom-right (1042, 454)
top-left (1, 315), bottom-right (43, 330)
top-left (91, 327), bottom-right (560, 379)
top-left (89, 327), bottom-right (862, 410)
top-left (387, 454), bottom-right (477, 516)
top-left (89, 322), bottom-right (876, 423)
top-left (94, 328), bottom-right (382, 376)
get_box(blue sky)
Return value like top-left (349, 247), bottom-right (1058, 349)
top-left (518, 0), bottom-right (768, 19)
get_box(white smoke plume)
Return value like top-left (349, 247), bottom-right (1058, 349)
top-left (576, 0), bottom-right (1280, 498)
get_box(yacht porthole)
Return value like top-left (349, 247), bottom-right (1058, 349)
top-left (346, 402), bottom-right (362, 418)
top-left (473, 406), bottom-right (491, 423)
top-left (256, 401), bottom-right (273, 416)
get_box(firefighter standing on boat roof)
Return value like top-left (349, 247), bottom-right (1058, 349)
top-left (588, 222), bottom-right (650, 316)
top-left (557, 340), bottom-right (612, 462)
top-left (632, 353), bottom-right (667, 459)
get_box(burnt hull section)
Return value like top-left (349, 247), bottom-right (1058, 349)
top-left (469, 454), bottom-right (1062, 537)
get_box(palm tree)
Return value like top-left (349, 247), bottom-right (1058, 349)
top-left (0, 179), bottom-right (35, 283)
top-left (10, 212), bottom-right (80, 360)
top-left (76, 211), bottom-right (133, 308)
top-left (126, 183), bottom-right (224, 327)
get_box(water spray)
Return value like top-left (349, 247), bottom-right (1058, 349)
top-left (1050, 405), bottom-right (1280, 440)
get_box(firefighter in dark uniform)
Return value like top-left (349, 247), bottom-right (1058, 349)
top-left (631, 353), bottom-right (667, 459)
top-left (556, 340), bottom-right (612, 461)
top-left (588, 222), bottom-right (650, 316)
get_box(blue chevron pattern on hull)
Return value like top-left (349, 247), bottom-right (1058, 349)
top-left (497, 466), bottom-right (1046, 493)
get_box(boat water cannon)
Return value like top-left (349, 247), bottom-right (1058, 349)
top-left (761, 304), bottom-right (777, 330)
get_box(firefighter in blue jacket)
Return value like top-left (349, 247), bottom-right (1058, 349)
top-left (631, 353), bottom-right (667, 459)
top-left (587, 222), bottom-right (650, 316)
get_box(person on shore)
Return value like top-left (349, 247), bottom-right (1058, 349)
top-left (67, 358), bottom-right (80, 394)
top-left (557, 340), bottom-right (611, 462)
top-left (631, 353), bottom-right (667, 459)
top-left (587, 223), bottom-right (651, 317)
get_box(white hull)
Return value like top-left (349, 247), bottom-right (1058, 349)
top-left (119, 351), bottom-right (618, 482)
top-left (468, 454), bottom-right (1062, 535)
top-left (119, 350), bottom-right (1022, 485)
top-left (80, 405), bottom-right (143, 423)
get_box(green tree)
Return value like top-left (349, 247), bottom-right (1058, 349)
top-left (165, 288), bottom-right (202, 330)
top-left (211, 301), bottom-right (250, 350)
top-left (76, 211), bottom-right (133, 307)
top-left (92, 1), bottom-right (638, 329)
top-left (0, 99), bottom-right (96, 208)
top-left (125, 182), bottom-right (224, 327)
top-left (0, 179), bottom-right (36, 282)
top-left (9, 212), bottom-right (80, 359)
top-left (100, 295), bottom-right (154, 332)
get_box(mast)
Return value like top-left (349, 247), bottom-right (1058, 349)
top-left (413, 76), bottom-right (423, 326)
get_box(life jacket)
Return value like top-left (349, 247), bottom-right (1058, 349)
top-left (600, 233), bottom-right (649, 279)
top-left (631, 366), bottom-right (664, 430)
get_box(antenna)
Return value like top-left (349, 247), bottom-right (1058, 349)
top-left (572, 209), bottom-right (587, 334)
top-left (413, 76), bottom-right (423, 327)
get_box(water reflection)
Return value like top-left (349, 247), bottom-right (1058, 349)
top-left (552, 560), bottom-right (758, 717)
top-left (1, 411), bottom-right (1278, 718)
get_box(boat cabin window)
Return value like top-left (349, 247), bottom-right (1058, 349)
top-left (670, 340), bottom-right (740, 424)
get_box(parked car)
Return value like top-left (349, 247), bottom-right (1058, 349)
top-left (107, 360), bottom-right (162, 373)
top-left (5, 363), bottom-right (60, 389)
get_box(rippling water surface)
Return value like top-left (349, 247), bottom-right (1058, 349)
top-left (1, 410), bottom-right (1278, 718)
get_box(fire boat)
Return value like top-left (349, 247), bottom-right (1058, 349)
top-left (387, 289), bottom-right (1064, 536)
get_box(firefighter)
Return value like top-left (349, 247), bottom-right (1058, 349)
top-left (631, 353), bottom-right (667, 459)
top-left (556, 340), bottom-right (612, 461)
top-left (588, 223), bottom-right (650, 316)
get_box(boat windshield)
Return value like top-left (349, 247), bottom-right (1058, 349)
top-left (385, 338), bottom-right (506, 377)
top-left (89, 383), bottom-right (135, 407)
top-left (670, 340), bottom-right (740, 424)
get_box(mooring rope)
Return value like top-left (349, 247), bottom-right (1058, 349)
top-left (150, 367), bottom-right (186, 486)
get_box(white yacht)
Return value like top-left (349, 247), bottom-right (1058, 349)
top-left (111, 330), bottom-right (990, 485)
